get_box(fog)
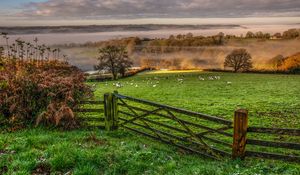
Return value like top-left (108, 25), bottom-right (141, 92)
top-left (1, 24), bottom-right (300, 71)
top-left (2, 24), bottom-right (300, 45)
top-left (63, 39), bottom-right (300, 71)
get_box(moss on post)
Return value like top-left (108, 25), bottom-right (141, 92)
top-left (104, 92), bottom-right (118, 131)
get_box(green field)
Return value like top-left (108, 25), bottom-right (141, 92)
top-left (1, 71), bottom-right (300, 174)
top-left (93, 70), bottom-right (300, 128)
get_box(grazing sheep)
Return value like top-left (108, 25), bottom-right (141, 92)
top-left (198, 76), bottom-right (205, 81)
top-left (116, 82), bottom-right (123, 88)
top-left (214, 76), bottom-right (221, 80)
top-left (227, 81), bottom-right (232, 85)
top-left (208, 76), bottom-right (214, 80)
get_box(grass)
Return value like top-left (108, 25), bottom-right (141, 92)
top-left (93, 70), bottom-right (300, 128)
top-left (1, 128), bottom-right (300, 175)
top-left (1, 70), bottom-right (300, 174)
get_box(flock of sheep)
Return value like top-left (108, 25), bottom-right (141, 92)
top-left (101, 75), bottom-right (232, 89)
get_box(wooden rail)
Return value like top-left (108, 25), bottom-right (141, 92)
top-left (79, 101), bottom-right (104, 105)
top-left (75, 92), bottom-right (300, 163)
top-left (115, 93), bottom-right (300, 162)
top-left (115, 94), bottom-right (233, 125)
top-left (248, 127), bottom-right (300, 136)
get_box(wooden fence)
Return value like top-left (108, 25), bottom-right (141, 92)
top-left (76, 92), bottom-right (300, 162)
top-left (75, 100), bottom-right (105, 129)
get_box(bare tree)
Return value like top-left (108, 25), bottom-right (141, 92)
top-left (118, 56), bottom-right (133, 77)
top-left (95, 45), bottom-right (132, 80)
top-left (224, 49), bottom-right (253, 72)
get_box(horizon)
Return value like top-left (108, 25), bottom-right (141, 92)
top-left (0, 17), bottom-right (300, 27)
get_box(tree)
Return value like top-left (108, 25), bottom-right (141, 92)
top-left (224, 49), bottom-right (253, 72)
top-left (118, 57), bottom-right (133, 77)
top-left (273, 33), bottom-right (282, 39)
top-left (95, 45), bottom-right (132, 80)
top-left (186, 32), bottom-right (193, 39)
top-left (283, 29), bottom-right (300, 39)
top-left (280, 52), bottom-right (300, 72)
top-left (246, 31), bottom-right (255, 38)
top-left (268, 55), bottom-right (285, 70)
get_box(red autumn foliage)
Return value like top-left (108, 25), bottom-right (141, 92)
top-left (0, 59), bottom-right (92, 128)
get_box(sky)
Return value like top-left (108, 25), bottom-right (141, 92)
top-left (0, 0), bottom-right (300, 26)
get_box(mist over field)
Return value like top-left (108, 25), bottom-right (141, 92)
top-left (62, 37), bottom-right (300, 71)
top-left (1, 23), bottom-right (300, 71)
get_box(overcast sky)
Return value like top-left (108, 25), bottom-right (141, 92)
top-left (1, 0), bottom-right (300, 26)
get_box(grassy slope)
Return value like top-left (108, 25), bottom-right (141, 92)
top-left (93, 70), bottom-right (300, 128)
top-left (1, 71), bottom-right (300, 174)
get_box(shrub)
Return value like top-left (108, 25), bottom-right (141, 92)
top-left (279, 52), bottom-right (300, 73)
top-left (0, 59), bottom-right (92, 129)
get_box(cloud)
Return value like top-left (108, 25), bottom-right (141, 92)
top-left (16, 0), bottom-right (300, 19)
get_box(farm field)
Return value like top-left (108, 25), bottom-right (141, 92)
top-left (1, 71), bottom-right (300, 174)
top-left (93, 70), bottom-right (300, 128)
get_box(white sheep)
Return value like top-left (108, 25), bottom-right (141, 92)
top-left (115, 82), bottom-right (122, 88)
top-left (198, 76), bottom-right (205, 81)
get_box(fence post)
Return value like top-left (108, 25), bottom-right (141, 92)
top-left (112, 91), bottom-right (119, 130)
top-left (232, 109), bottom-right (248, 160)
top-left (104, 92), bottom-right (118, 131)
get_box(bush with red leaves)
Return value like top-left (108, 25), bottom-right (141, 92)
top-left (0, 59), bottom-right (92, 129)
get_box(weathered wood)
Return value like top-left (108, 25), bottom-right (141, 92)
top-left (248, 127), bottom-right (300, 136)
top-left (247, 139), bottom-right (300, 150)
top-left (83, 125), bottom-right (106, 130)
top-left (79, 101), bottom-right (104, 105)
top-left (118, 103), bottom-right (233, 137)
top-left (74, 108), bottom-right (104, 113)
top-left (115, 94), bottom-right (233, 125)
top-left (122, 125), bottom-right (218, 160)
top-left (104, 92), bottom-right (118, 131)
top-left (78, 117), bottom-right (105, 122)
top-left (112, 91), bottom-right (119, 129)
top-left (232, 109), bottom-right (248, 160)
top-left (119, 111), bottom-right (232, 148)
top-left (119, 117), bottom-right (231, 157)
top-left (246, 151), bottom-right (300, 162)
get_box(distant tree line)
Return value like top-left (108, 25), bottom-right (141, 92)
top-left (245, 29), bottom-right (300, 39)
top-left (58, 28), bottom-right (300, 55)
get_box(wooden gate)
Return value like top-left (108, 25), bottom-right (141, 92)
top-left (76, 92), bottom-right (300, 162)
top-left (113, 92), bottom-right (234, 160)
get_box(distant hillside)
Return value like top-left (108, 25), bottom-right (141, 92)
top-left (0, 24), bottom-right (242, 35)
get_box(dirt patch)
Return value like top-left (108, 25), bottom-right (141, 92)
top-left (0, 149), bottom-right (16, 156)
top-left (31, 163), bottom-right (51, 175)
top-left (84, 134), bottom-right (108, 146)
top-left (0, 166), bottom-right (8, 174)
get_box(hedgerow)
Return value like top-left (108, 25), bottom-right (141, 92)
top-left (0, 59), bottom-right (92, 129)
